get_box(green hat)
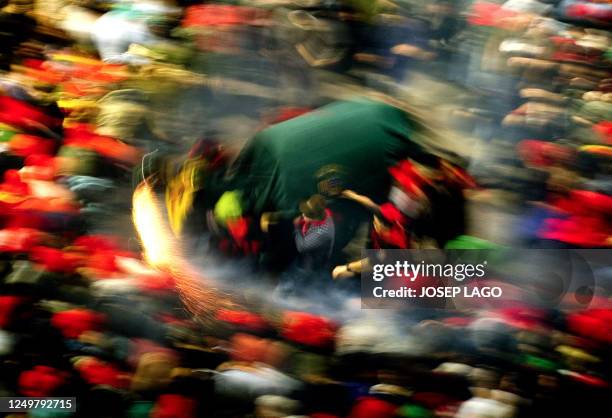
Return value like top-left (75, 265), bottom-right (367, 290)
top-left (398, 404), bottom-right (433, 418)
top-left (214, 191), bottom-right (243, 225)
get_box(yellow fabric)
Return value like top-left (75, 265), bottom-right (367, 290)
top-left (57, 98), bottom-right (97, 110)
top-left (49, 53), bottom-right (102, 66)
top-left (580, 145), bottom-right (612, 156)
top-left (556, 345), bottom-right (600, 362)
top-left (0, 123), bottom-right (20, 132)
top-left (165, 159), bottom-right (206, 237)
top-left (0, 191), bottom-right (27, 204)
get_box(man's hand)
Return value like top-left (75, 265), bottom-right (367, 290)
top-left (260, 213), bottom-right (271, 233)
top-left (341, 189), bottom-right (359, 200)
top-left (341, 189), bottom-right (378, 211)
top-left (332, 265), bottom-right (355, 280)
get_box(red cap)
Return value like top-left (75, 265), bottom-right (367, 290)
top-left (9, 134), bottom-right (55, 157)
top-left (348, 397), bottom-right (397, 418)
top-left (51, 309), bottom-right (105, 339)
top-left (19, 366), bottom-right (67, 397)
top-left (468, 2), bottom-right (518, 29)
top-left (567, 310), bottom-right (612, 344)
top-left (593, 121), bottom-right (612, 144)
top-left (571, 190), bottom-right (612, 214)
top-left (0, 96), bottom-right (62, 130)
top-left (0, 170), bottom-right (29, 195)
top-left (152, 394), bottom-right (196, 418)
top-left (518, 140), bottom-right (573, 167)
top-left (567, 4), bottom-right (589, 17)
top-left (541, 217), bottom-right (610, 247)
top-left (22, 154), bottom-right (56, 180)
top-left (182, 4), bottom-right (260, 27)
top-left (281, 311), bottom-right (337, 348)
top-left (25, 154), bottom-right (55, 167)
top-left (0, 295), bottom-right (25, 328)
top-left (389, 160), bottom-right (427, 197)
top-left (216, 309), bottom-right (269, 332)
top-left (75, 357), bottom-right (130, 388)
top-left (30, 246), bottom-right (80, 273)
top-left (74, 235), bottom-right (122, 253)
top-left (64, 126), bottom-right (140, 164)
top-left (0, 228), bottom-right (45, 253)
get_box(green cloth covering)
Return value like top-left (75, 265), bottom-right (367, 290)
top-left (231, 99), bottom-right (427, 213)
top-left (229, 98), bottom-right (429, 250)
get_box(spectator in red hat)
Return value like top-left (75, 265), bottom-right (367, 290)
top-left (348, 397), bottom-right (398, 418)
top-left (0, 295), bottom-right (25, 328)
top-left (0, 169), bottom-right (29, 195)
top-left (51, 308), bottom-right (105, 339)
top-left (9, 134), bottom-right (55, 157)
top-left (216, 310), bottom-right (269, 333)
top-left (18, 365), bottom-right (67, 397)
top-left (151, 394), bottom-right (196, 418)
top-left (281, 311), bottom-right (337, 349)
top-left (74, 356), bottom-right (130, 388)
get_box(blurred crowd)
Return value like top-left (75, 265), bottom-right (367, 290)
top-left (0, 0), bottom-right (611, 417)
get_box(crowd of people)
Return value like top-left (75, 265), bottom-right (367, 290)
top-left (0, 0), bottom-right (611, 417)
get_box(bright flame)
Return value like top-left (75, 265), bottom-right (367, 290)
top-left (132, 181), bottom-right (239, 321)
top-left (133, 182), bottom-right (182, 269)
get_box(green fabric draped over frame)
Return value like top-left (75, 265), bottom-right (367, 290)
top-left (228, 98), bottom-right (431, 249)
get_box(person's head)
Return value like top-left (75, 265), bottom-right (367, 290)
top-left (299, 194), bottom-right (327, 221)
top-left (316, 165), bottom-right (346, 198)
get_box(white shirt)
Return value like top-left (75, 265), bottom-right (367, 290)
top-left (92, 11), bottom-right (156, 64)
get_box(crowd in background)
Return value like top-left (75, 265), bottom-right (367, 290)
top-left (0, 0), bottom-right (611, 417)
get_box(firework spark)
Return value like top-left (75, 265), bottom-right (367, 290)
top-left (132, 181), bottom-right (239, 322)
